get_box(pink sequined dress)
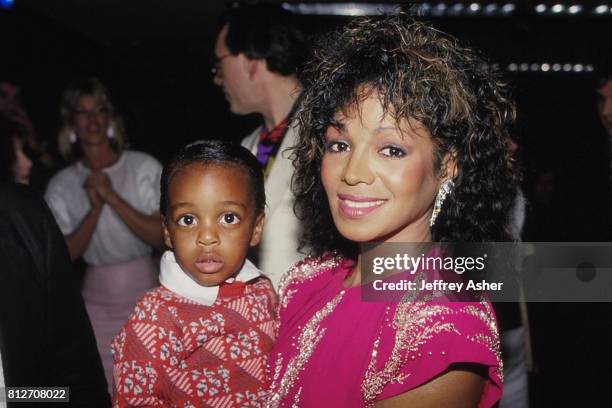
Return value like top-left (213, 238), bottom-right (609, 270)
top-left (267, 253), bottom-right (503, 407)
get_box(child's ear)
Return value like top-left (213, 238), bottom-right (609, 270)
top-left (249, 213), bottom-right (265, 247)
top-left (162, 218), bottom-right (173, 249)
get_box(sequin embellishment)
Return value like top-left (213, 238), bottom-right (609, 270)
top-left (361, 298), bottom-right (458, 405)
top-left (267, 290), bottom-right (345, 407)
top-left (277, 252), bottom-right (342, 310)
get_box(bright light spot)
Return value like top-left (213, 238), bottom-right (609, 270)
top-left (552, 64), bottom-right (562, 71)
top-left (432, 2), bottom-right (447, 15)
top-left (508, 63), bottom-right (518, 71)
top-left (552, 4), bottom-right (565, 13)
top-left (484, 4), bottom-right (498, 13)
top-left (568, 5), bottom-right (583, 14)
top-left (452, 3), bottom-right (464, 13)
top-left (586, 65), bottom-right (594, 72)
top-left (469, 3), bottom-right (481, 12)
top-left (529, 63), bottom-right (539, 71)
top-left (563, 64), bottom-right (572, 72)
top-left (574, 64), bottom-right (584, 72)
top-left (594, 5), bottom-right (608, 14)
top-left (502, 3), bottom-right (516, 13)
top-left (535, 4), bottom-right (547, 13)
top-left (519, 63), bottom-right (529, 72)
top-left (541, 63), bottom-right (550, 72)
top-left (344, 6), bottom-right (365, 16)
top-left (420, 3), bottom-right (432, 13)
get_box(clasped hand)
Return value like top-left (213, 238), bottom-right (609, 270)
top-left (84, 171), bottom-right (116, 210)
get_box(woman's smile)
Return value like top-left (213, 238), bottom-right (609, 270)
top-left (337, 193), bottom-right (387, 218)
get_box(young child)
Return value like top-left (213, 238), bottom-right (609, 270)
top-left (267, 15), bottom-right (517, 407)
top-left (112, 140), bottom-right (276, 407)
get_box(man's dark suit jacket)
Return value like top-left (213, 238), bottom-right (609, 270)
top-left (0, 183), bottom-right (110, 407)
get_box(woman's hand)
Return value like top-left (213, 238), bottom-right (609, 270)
top-left (84, 171), bottom-right (163, 249)
top-left (85, 187), bottom-right (103, 213)
top-left (84, 171), bottom-right (116, 202)
top-left (66, 185), bottom-right (104, 261)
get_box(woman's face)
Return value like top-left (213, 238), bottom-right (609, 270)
top-left (13, 137), bottom-right (32, 184)
top-left (73, 94), bottom-right (110, 145)
top-left (321, 94), bottom-right (445, 244)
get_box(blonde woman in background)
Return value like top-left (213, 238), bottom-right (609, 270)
top-left (45, 77), bottom-right (163, 393)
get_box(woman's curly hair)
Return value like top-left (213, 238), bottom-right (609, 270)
top-left (292, 14), bottom-right (519, 257)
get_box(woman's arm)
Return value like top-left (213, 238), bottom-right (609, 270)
top-left (374, 368), bottom-right (485, 408)
top-left (106, 194), bottom-right (164, 248)
top-left (86, 171), bottom-right (163, 249)
top-left (64, 188), bottom-right (103, 261)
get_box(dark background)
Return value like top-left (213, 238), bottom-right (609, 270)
top-left (2, 1), bottom-right (610, 240)
top-left (2, 1), bottom-right (612, 405)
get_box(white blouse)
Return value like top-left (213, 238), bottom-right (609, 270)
top-left (45, 150), bottom-right (162, 266)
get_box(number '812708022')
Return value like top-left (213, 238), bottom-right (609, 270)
top-left (2, 387), bottom-right (69, 402)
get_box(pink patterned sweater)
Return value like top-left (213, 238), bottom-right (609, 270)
top-left (112, 277), bottom-right (277, 407)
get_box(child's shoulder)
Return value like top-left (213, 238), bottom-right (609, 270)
top-left (245, 276), bottom-right (278, 305)
top-left (127, 286), bottom-right (192, 322)
top-left (247, 275), bottom-right (276, 293)
top-left (137, 285), bottom-right (179, 304)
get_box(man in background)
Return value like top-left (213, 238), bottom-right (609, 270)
top-left (212, 4), bottom-right (306, 287)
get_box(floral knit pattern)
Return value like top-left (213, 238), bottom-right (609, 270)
top-left (112, 278), bottom-right (277, 407)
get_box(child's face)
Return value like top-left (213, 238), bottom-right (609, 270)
top-left (321, 94), bottom-right (451, 243)
top-left (163, 164), bottom-right (264, 286)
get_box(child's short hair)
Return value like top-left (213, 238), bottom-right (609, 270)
top-left (160, 140), bottom-right (265, 217)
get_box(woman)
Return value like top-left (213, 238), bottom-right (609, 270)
top-left (45, 77), bottom-right (163, 391)
top-left (0, 111), bottom-right (33, 184)
top-left (268, 15), bottom-right (518, 407)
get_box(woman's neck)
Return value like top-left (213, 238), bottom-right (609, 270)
top-left (81, 141), bottom-right (119, 171)
top-left (345, 220), bottom-right (433, 288)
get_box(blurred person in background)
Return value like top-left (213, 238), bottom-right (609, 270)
top-left (0, 182), bottom-right (110, 407)
top-left (0, 111), bottom-right (33, 184)
top-left (0, 80), bottom-right (57, 189)
top-left (596, 58), bottom-right (612, 138)
top-left (213, 4), bottom-right (306, 288)
top-left (45, 77), bottom-right (163, 392)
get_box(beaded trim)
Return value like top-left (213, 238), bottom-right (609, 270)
top-left (361, 291), bottom-right (502, 405)
top-left (266, 290), bottom-right (345, 407)
top-left (461, 301), bottom-right (503, 382)
top-left (361, 298), bottom-right (458, 405)
top-left (277, 252), bottom-right (342, 311)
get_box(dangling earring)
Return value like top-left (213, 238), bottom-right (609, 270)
top-left (430, 179), bottom-right (454, 227)
top-left (107, 125), bottom-right (115, 139)
top-left (69, 131), bottom-right (77, 144)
